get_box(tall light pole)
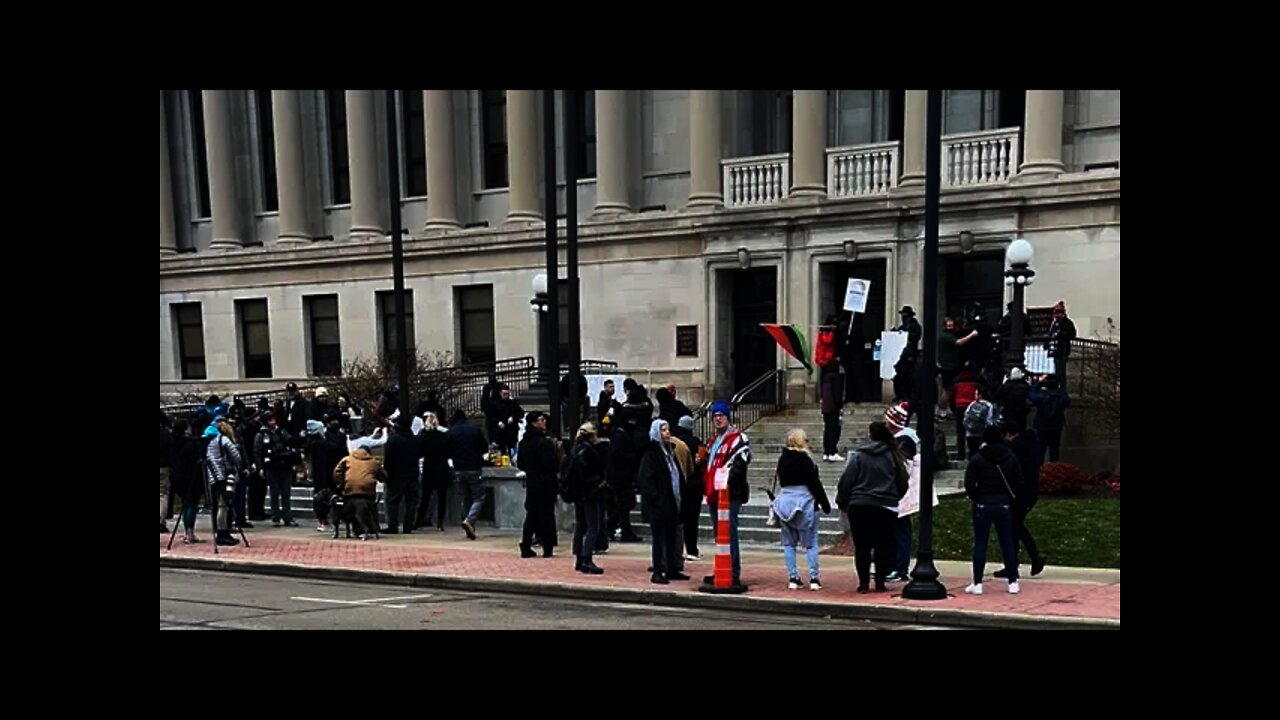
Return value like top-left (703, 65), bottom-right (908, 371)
top-left (1004, 239), bottom-right (1036, 372)
top-left (385, 90), bottom-right (410, 415)
top-left (562, 90), bottom-right (582, 439)
top-left (902, 89), bottom-right (948, 601)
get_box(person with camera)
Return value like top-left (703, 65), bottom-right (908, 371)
top-left (204, 417), bottom-right (244, 546)
top-left (255, 412), bottom-right (300, 527)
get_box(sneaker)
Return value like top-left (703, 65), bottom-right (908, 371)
top-left (809, 579), bottom-right (822, 591)
top-left (316, 524), bottom-right (327, 533)
top-left (182, 535), bottom-right (205, 544)
top-left (650, 573), bottom-right (669, 585)
top-left (884, 571), bottom-right (908, 582)
top-left (821, 455), bottom-right (831, 463)
top-left (788, 577), bottom-right (804, 590)
top-left (829, 453), bottom-right (845, 462)
top-left (1031, 555), bottom-right (1047, 577)
top-left (965, 583), bottom-right (984, 595)
top-left (1008, 581), bottom-right (1021, 594)
top-left (684, 553), bottom-right (700, 562)
top-left (461, 521), bottom-right (476, 540)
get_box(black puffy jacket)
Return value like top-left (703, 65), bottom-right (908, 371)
top-left (964, 442), bottom-right (1024, 506)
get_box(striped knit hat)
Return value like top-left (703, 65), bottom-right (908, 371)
top-left (884, 403), bottom-right (910, 432)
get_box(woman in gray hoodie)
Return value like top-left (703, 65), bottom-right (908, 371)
top-left (836, 421), bottom-right (909, 592)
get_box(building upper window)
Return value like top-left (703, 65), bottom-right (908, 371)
top-left (943, 90), bottom-right (1024, 134)
top-left (306, 295), bottom-right (342, 377)
top-left (748, 90), bottom-right (792, 156)
top-left (173, 302), bottom-right (206, 380)
top-left (481, 90), bottom-right (508, 189)
top-left (255, 90), bottom-right (278, 212)
top-left (377, 290), bottom-right (416, 361)
top-left (237, 299), bottom-right (273, 379)
top-left (456, 285), bottom-right (495, 364)
top-left (568, 90), bottom-right (596, 179)
top-left (327, 91), bottom-right (351, 205)
top-left (827, 90), bottom-right (894, 147)
top-left (187, 90), bottom-right (212, 219)
top-left (400, 90), bottom-right (427, 198)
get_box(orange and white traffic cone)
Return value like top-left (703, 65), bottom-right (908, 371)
top-left (699, 484), bottom-right (747, 594)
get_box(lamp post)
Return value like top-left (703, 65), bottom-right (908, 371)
top-left (1003, 239), bottom-right (1036, 372)
top-left (531, 273), bottom-right (552, 396)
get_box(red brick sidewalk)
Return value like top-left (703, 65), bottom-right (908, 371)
top-left (159, 526), bottom-right (1119, 625)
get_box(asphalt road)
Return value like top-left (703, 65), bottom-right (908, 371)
top-left (160, 569), bottom-right (951, 630)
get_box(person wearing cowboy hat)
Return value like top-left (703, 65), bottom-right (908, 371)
top-left (893, 305), bottom-right (923, 362)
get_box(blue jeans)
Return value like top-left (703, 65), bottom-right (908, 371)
top-left (459, 471), bottom-right (484, 524)
top-left (972, 502), bottom-right (1018, 583)
top-left (707, 498), bottom-right (742, 582)
top-left (572, 498), bottom-right (602, 562)
top-left (782, 519), bottom-right (820, 581)
top-left (650, 521), bottom-right (678, 575)
top-left (894, 515), bottom-right (913, 575)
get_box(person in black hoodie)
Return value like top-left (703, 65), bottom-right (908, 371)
top-left (1029, 374), bottom-right (1071, 462)
top-left (836, 421), bottom-right (908, 593)
top-left (999, 423), bottom-right (1046, 578)
top-left (383, 414), bottom-right (424, 534)
top-left (415, 412), bottom-right (454, 532)
top-left (304, 420), bottom-right (334, 532)
top-left (655, 385), bottom-right (693, 428)
top-left (567, 422), bottom-right (607, 574)
top-left (241, 400), bottom-right (269, 521)
top-left (608, 381), bottom-right (653, 542)
top-left (963, 425), bottom-right (1026, 595)
top-left (637, 419), bottom-right (689, 584)
top-left (487, 385), bottom-right (524, 454)
top-left (773, 429), bottom-right (832, 590)
top-left (994, 367), bottom-right (1032, 433)
top-left (447, 409), bottom-right (488, 540)
top-left (170, 419), bottom-right (205, 544)
top-left (1044, 301), bottom-right (1077, 390)
top-left (516, 411), bottom-right (558, 558)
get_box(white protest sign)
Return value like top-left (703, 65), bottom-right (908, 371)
top-left (714, 466), bottom-right (729, 491)
top-left (880, 331), bottom-right (909, 379)
top-left (898, 455), bottom-right (940, 517)
top-left (843, 278), bottom-right (870, 313)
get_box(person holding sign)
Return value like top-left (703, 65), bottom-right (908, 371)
top-left (884, 403), bottom-right (922, 582)
top-left (701, 401), bottom-right (752, 588)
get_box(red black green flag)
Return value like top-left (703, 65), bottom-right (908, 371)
top-left (761, 323), bottom-right (813, 372)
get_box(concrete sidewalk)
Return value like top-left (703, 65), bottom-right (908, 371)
top-left (158, 519), bottom-right (1119, 630)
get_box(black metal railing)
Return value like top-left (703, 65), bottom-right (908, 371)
top-left (1023, 335), bottom-right (1119, 402)
top-left (692, 368), bottom-right (786, 442)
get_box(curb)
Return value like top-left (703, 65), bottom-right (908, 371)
top-left (159, 555), bottom-right (1119, 630)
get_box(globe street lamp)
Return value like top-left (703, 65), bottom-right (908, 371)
top-left (1003, 239), bottom-right (1036, 372)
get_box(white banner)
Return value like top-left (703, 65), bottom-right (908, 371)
top-left (843, 278), bottom-right (870, 313)
top-left (880, 331), bottom-right (909, 379)
top-left (1022, 345), bottom-right (1058, 375)
top-left (898, 455), bottom-right (940, 517)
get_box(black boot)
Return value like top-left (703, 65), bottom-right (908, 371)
top-left (580, 561), bottom-right (604, 575)
top-left (542, 545), bottom-right (554, 558)
top-left (519, 543), bottom-right (537, 559)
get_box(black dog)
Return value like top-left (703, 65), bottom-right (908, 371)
top-left (330, 493), bottom-right (379, 540)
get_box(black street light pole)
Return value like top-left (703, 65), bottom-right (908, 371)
top-left (385, 90), bottom-right (411, 416)
top-left (903, 89), bottom-right (948, 601)
top-left (1004, 239), bottom-right (1036, 372)
top-left (563, 90), bottom-right (582, 439)
top-left (543, 89), bottom-right (561, 439)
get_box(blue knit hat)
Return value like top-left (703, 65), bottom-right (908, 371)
top-left (709, 400), bottom-right (731, 418)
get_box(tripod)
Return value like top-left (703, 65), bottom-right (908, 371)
top-left (166, 458), bottom-right (250, 554)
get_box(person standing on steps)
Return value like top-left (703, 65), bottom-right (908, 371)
top-left (815, 315), bottom-right (845, 462)
top-left (701, 401), bottom-right (751, 587)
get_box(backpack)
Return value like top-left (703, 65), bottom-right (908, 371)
top-left (560, 444), bottom-right (586, 503)
top-left (964, 399), bottom-right (992, 436)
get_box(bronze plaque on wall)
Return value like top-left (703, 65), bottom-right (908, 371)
top-left (676, 325), bottom-right (698, 357)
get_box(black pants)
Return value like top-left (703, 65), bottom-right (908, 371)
top-left (248, 469), bottom-right (268, 519)
top-left (966, 436), bottom-right (981, 457)
top-left (822, 411), bottom-right (841, 456)
top-left (680, 490), bottom-right (702, 556)
top-left (385, 476), bottom-right (420, 531)
top-left (1013, 499), bottom-right (1040, 563)
top-left (1055, 354), bottom-right (1070, 390)
top-left (345, 495), bottom-right (378, 535)
top-left (417, 484), bottom-right (449, 528)
top-left (1039, 429), bottom-right (1062, 463)
top-left (849, 505), bottom-right (897, 588)
top-left (955, 411), bottom-right (968, 459)
top-left (607, 476), bottom-right (637, 538)
top-left (572, 498), bottom-right (602, 563)
top-left (522, 484), bottom-right (557, 550)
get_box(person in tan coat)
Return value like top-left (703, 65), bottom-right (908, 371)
top-left (334, 447), bottom-right (388, 539)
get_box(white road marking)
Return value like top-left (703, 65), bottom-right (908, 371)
top-left (290, 593), bottom-right (434, 610)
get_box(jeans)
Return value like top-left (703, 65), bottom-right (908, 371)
top-left (893, 515), bottom-right (913, 575)
top-left (707, 497), bottom-right (742, 582)
top-left (972, 502), bottom-right (1018, 583)
top-left (782, 518), bottom-right (821, 581)
top-left (1012, 498), bottom-right (1040, 563)
top-left (181, 503), bottom-right (199, 532)
top-left (267, 467), bottom-right (294, 523)
top-left (572, 498), bottom-right (602, 563)
top-left (822, 411), bottom-right (841, 456)
top-left (458, 471), bottom-right (484, 525)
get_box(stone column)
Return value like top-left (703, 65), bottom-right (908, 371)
top-left (1019, 89), bottom-right (1066, 178)
top-left (160, 92), bottom-right (178, 255)
top-left (505, 90), bottom-right (542, 224)
top-left (593, 90), bottom-right (632, 215)
top-left (687, 90), bottom-right (723, 208)
top-left (272, 90), bottom-right (311, 244)
top-left (899, 90), bottom-right (927, 188)
top-left (790, 90), bottom-right (827, 197)
top-left (346, 90), bottom-right (385, 239)
top-left (204, 90), bottom-right (243, 250)
top-left (423, 90), bottom-right (462, 230)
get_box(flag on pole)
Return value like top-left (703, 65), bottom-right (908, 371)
top-left (761, 323), bottom-right (813, 372)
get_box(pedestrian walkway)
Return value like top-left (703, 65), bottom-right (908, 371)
top-left (158, 518), bottom-right (1119, 629)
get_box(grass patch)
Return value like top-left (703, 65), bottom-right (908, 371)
top-left (922, 496), bottom-right (1120, 569)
